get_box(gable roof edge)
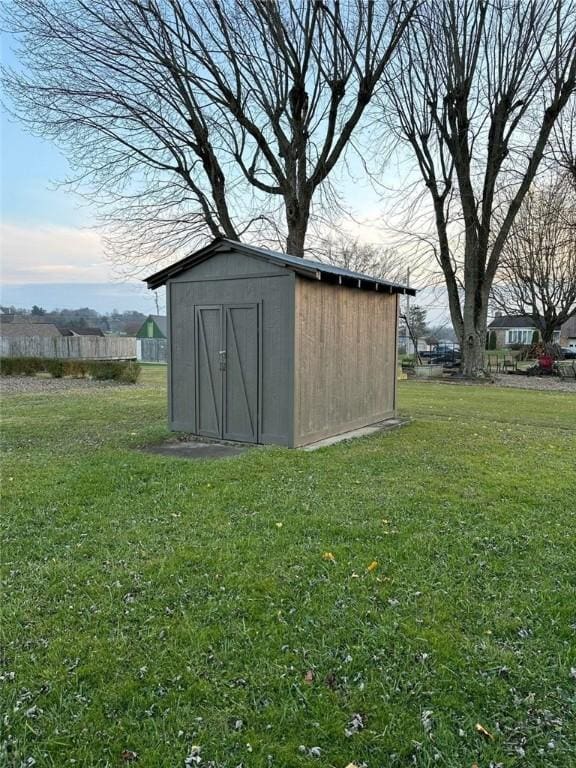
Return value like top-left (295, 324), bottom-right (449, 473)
top-left (144, 237), bottom-right (416, 295)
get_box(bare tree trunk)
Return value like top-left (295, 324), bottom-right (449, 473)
top-left (285, 197), bottom-right (311, 257)
top-left (461, 300), bottom-right (489, 377)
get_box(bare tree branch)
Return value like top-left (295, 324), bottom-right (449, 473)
top-left (492, 175), bottom-right (576, 341)
top-left (379, 0), bottom-right (576, 376)
top-left (2, 0), bottom-right (416, 267)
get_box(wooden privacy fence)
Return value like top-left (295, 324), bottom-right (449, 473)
top-left (0, 335), bottom-right (137, 360)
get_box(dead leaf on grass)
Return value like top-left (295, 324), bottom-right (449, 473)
top-left (322, 551), bottom-right (336, 562)
top-left (304, 670), bottom-right (314, 684)
top-left (325, 672), bottom-right (337, 689)
top-left (121, 750), bottom-right (138, 762)
top-left (367, 560), bottom-right (378, 572)
top-left (475, 722), bottom-right (494, 740)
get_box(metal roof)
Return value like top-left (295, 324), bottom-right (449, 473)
top-left (145, 238), bottom-right (416, 295)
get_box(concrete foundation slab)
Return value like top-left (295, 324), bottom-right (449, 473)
top-left (301, 417), bottom-right (410, 451)
top-left (141, 441), bottom-right (250, 460)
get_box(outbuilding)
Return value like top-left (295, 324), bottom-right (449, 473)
top-left (145, 238), bottom-right (415, 448)
top-left (136, 315), bottom-right (167, 340)
top-left (135, 314), bottom-right (168, 363)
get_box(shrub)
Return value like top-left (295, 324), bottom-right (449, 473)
top-left (86, 360), bottom-right (141, 382)
top-left (117, 361), bottom-right (141, 384)
top-left (0, 357), bottom-right (44, 376)
top-left (0, 357), bottom-right (141, 383)
top-left (66, 359), bottom-right (89, 378)
top-left (90, 361), bottom-right (116, 380)
top-left (45, 359), bottom-right (65, 378)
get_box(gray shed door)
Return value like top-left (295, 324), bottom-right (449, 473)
top-left (195, 304), bottom-right (259, 442)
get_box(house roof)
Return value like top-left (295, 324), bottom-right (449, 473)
top-left (0, 321), bottom-right (62, 338)
top-left (145, 238), bottom-right (416, 295)
top-left (561, 315), bottom-right (576, 337)
top-left (149, 315), bottom-right (167, 336)
top-left (136, 315), bottom-right (167, 337)
top-left (488, 315), bottom-right (563, 330)
top-left (60, 327), bottom-right (105, 337)
top-left (488, 315), bottom-right (537, 329)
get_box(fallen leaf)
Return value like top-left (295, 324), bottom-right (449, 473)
top-left (121, 751), bottom-right (138, 762)
top-left (275, 522), bottom-right (283, 528)
top-left (322, 551), bottom-right (336, 562)
top-left (367, 560), bottom-right (378, 572)
top-left (475, 722), bottom-right (494, 740)
top-left (304, 670), bottom-right (314, 684)
top-left (325, 672), bottom-right (337, 689)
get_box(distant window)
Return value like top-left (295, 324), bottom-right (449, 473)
top-left (147, 320), bottom-right (154, 338)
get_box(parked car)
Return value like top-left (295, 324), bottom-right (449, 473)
top-left (421, 342), bottom-right (460, 359)
top-left (426, 342), bottom-right (461, 367)
top-left (561, 347), bottom-right (576, 360)
top-left (431, 350), bottom-right (461, 367)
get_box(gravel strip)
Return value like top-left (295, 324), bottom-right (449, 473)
top-left (405, 373), bottom-right (576, 392)
top-left (491, 374), bottom-right (576, 393)
top-left (0, 376), bottom-right (141, 395)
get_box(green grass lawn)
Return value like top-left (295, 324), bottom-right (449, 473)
top-left (2, 368), bottom-right (575, 767)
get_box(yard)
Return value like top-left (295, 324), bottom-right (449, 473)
top-left (1, 367), bottom-right (575, 767)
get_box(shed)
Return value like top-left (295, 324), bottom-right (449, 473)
top-left (136, 315), bottom-right (167, 339)
top-left (145, 238), bottom-right (415, 448)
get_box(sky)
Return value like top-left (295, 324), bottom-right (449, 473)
top-left (0, 33), bottom-right (163, 313)
top-left (0, 32), bottom-right (448, 323)
top-left (0, 108), bottom-right (163, 312)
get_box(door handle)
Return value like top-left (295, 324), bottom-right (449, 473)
top-left (218, 350), bottom-right (227, 370)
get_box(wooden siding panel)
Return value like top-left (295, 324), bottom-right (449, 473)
top-left (294, 279), bottom-right (397, 446)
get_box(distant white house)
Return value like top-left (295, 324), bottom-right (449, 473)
top-left (487, 313), bottom-right (567, 347)
top-left (560, 316), bottom-right (576, 349)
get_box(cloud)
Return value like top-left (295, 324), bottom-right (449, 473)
top-left (0, 221), bottom-right (111, 284)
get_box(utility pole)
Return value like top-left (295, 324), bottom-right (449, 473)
top-left (405, 267), bottom-right (411, 355)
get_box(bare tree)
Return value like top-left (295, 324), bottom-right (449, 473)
top-left (321, 233), bottom-right (405, 282)
top-left (2, 0), bottom-right (416, 267)
top-left (380, 0), bottom-right (576, 376)
top-left (492, 177), bottom-right (576, 342)
top-left (553, 101), bottom-right (576, 190)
